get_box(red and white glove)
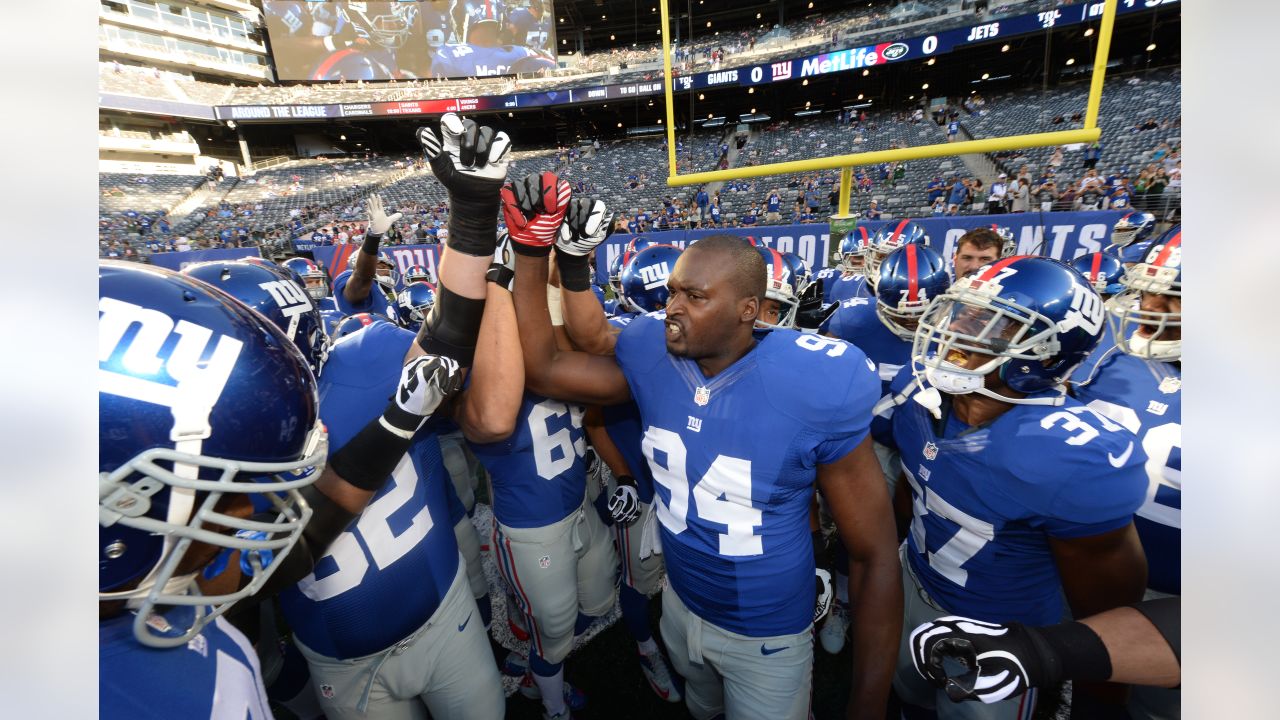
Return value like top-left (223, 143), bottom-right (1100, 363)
top-left (501, 171), bottom-right (570, 256)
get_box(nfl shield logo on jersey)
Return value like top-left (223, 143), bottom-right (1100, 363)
top-left (1158, 376), bottom-right (1181, 394)
top-left (923, 442), bottom-right (938, 460)
top-left (694, 386), bottom-right (711, 406)
top-left (539, 555), bottom-right (551, 569)
top-left (320, 684), bottom-right (335, 699)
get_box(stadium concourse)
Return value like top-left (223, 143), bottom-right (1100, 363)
top-left (99, 1), bottom-right (1182, 719)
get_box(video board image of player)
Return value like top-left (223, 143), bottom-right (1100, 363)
top-left (263, 1), bottom-right (556, 81)
top-left (433, 0), bottom-right (557, 78)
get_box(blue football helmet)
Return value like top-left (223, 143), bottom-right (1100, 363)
top-left (783, 251), bottom-right (812, 296)
top-left (837, 225), bottom-right (874, 274)
top-left (99, 262), bottom-right (326, 648)
top-left (868, 220), bottom-right (928, 289)
top-left (376, 250), bottom-right (401, 293)
top-left (609, 238), bottom-right (653, 298)
top-left (1120, 238), bottom-right (1155, 266)
top-left (755, 246), bottom-right (804, 329)
top-left (990, 224), bottom-right (1017, 257)
top-left (1070, 252), bottom-right (1126, 296)
top-left (241, 255), bottom-right (276, 269)
top-left (1108, 225), bottom-right (1181, 361)
top-left (620, 244), bottom-right (682, 313)
top-left (1109, 211), bottom-right (1157, 249)
top-left (462, 0), bottom-right (506, 41)
top-left (404, 264), bottom-right (435, 285)
top-left (912, 256), bottom-right (1106, 405)
top-left (319, 308), bottom-right (344, 338)
top-left (875, 244), bottom-right (952, 341)
top-left (396, 281), bottom-right (437, 331)
top-left (182, 261), bottom-right (328, 375)
top-left (345, 1), bottom-right (419, 49)
top-left (333, 312), bottom-right (391, 340)
top-left (283, 257), bottom-right (332, 301)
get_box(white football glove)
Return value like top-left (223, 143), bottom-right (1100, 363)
top-left (380, 354), bottom-right (464, 439)
top-left (814, 568), bottom-right (834, 625)
top-left (608, 482), bottom-right (641, 527)
top-left (486, 232), bottom-right (516, 292)
top-left (557, 197), bottom-right (614, 257)
top-left (365, 195), bottom-right (403, 237)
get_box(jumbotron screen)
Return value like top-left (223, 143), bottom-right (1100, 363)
top-left (263, 1), bottom-right (557, 82)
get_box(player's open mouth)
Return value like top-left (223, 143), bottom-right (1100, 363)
top-left (665, 320), bottom-right (683, 339)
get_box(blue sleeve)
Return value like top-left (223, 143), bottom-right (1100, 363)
top-left (1001, 414), bottom-right (1149, 538)
top-left (812, 350), bottom-right (879, 465)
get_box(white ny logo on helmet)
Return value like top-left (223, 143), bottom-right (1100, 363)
top-left (98, 296), bottom-right (243, 441)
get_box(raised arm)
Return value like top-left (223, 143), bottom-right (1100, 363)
top-left (345, 195), bottom-right (401, 304)
top-left (818, 435), bottom-right (903, 720)
top-left (557, 197), bottom-right (620, 356)
top-left (504, 173), bottom-right (631, 406)
top-left (403, 112), bottom-right (510, 368)
top-left (453, 237), bottom-right (524, 443)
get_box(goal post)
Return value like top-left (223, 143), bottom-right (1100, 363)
top-left (658, 0), bottom-right (1121, 204)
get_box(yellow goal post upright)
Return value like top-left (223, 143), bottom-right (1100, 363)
top-left (657, 0), bottom-right (1121, 242)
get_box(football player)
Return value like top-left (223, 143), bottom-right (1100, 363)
top-left (950, 226), bottom-right (1004, 281)
top-left (1070, 226), bottom-right (1181, 720)
top-left (506, 0), bottom-right (552, 51)
top-left (468, 182), bottom-right (619, 720)
top-left (395, 281), bottom-right (438, 332)
top-left (816, 243), bottom-right (951, 655)
top-left (432, 0), bottom-right (557, 78)
top-left (276, 114), bottom-right (521, 720)
top-left (283, 257), bottom-right (333, 302)
top-left (331, 197), bottom-right (401, 321)
top-left (816, 224), bottom-right (874, 305)
top-left (866, 219), bottom-right (928, 292)
top-left (508, 173), bottom-right (902, 720)
top-left (100, 262), bottom-right (461, 718)
top-left (882, 256), bottom-right (1150, 719)
top-left (558, 202), bottom-right (686, 704)
top-left (754, 246), bottom-right (808, 330)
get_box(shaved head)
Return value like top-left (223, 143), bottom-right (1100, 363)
top-left (685, 235), bottom-right (766, 304)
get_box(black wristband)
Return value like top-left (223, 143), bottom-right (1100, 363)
top-left (415, 284), bottom-right (485, 366)
top-left (361, 231), bottom-right (383, 256)
top-left (615, 474), bottom-right (636, 488)
top-left (511, 239), bottom-right (552, 258)
top-left (327, 415), bottom-right (414, 491)
top-left (1028, 620), bottom-right (1113, 685)
top-left (556, 251), bottom-right (593, 292)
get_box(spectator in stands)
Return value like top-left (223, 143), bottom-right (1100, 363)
top-left (764, 189), bottom-right (783, 223)
top-left (1010, 177), bottom-right (1031, 213)
top-left (1035, 177), bottom-right (1058, 213)
top-left (862, 199), bottom-right (882, 220)
top-left (927, 176), bottom-right (946, 205)
top-left (968, 179), bottom-right (986, 213)
top-left (987, 173), bottom-right (1009, 213)
top-left (804, 186), bottom-right (822, 214)
top-left (695, 186), bottom-right (710, 223)
top-left (708, 197), bottom-right (723, 227)
top-left (1083, 141), bottom-right (1103, 170)
top-left (930, 196), bottom-right (946, 216)
top-left (1049, 146), bottom-right (1065, 169)
top-left (741, 204), bottom-right (759, 227)
top-left (947, 118), bottom-right (960, 142)
top-left (1108, 180), bottom-right (1133, 210)
top-left (946, 177), bottom-right (970, 215)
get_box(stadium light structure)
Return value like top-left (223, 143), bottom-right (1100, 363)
top-left (658, 0), bottom-right (1121, 206)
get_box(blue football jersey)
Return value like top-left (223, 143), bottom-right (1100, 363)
top-left (469, 391), bottom-right (589, 528)
top-left (279, 322), bottom-right (459, 659)
top-left (825, 297), bottom-right (911, 445)
top-left (827, 273), bottom-right (871, 304)
top-left (330, 269), bottom-right (395, 320)
top-left (431, 44), bottom-right (556, 77)
top-left (891, 383), bottom-right (1149, 625)
top-left (101, 607), bottom-right (271, 720)
top-left (616, 313), bottom-right (880, 636)
top-left (507, 8), bottom-right (550, 48)
top-left (1071, 348), bottom-right (1181, 595)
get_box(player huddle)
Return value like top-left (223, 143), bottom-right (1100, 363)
top-left (99, 114), bottom-right (1181, 720)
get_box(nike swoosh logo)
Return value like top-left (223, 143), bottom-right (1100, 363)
top-left (458, 612), bottom-right (472, 633)
top-left (1108, 441), bottom-right (1134, 468)
top-left (760, 644), bottom-right (789, 656)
